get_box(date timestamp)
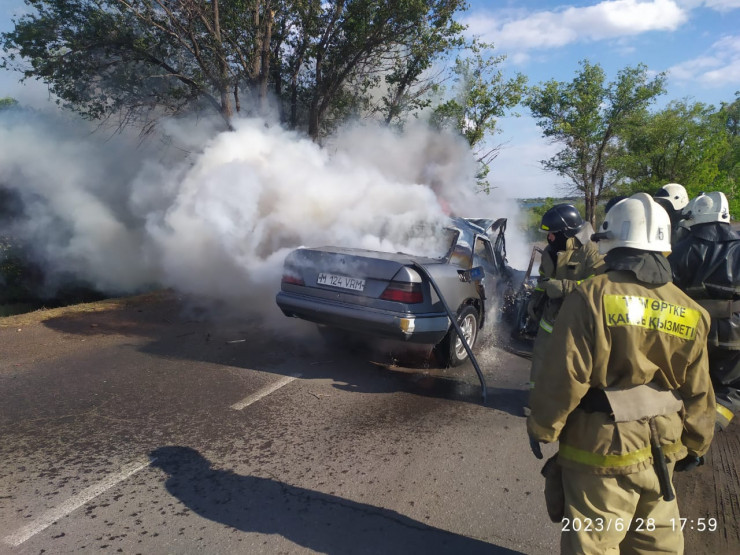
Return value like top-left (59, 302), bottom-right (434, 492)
top-left (561, 517), bottom-right (718, 533)
top-left (671, 518), bottom-right (717, 531)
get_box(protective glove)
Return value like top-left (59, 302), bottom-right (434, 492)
top-left (529, 436), bottom-right (544, 459)
top-left (674, 454), bottom-right (705, 472)
top-left (544, 278), bottom-right (564, 299)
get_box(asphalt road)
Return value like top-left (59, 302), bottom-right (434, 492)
top-left (0, 292), bottom-right (555, 554)
top-left (1, 291), bottom-right (738, 554)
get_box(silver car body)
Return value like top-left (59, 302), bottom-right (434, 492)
top-left (275, 217), bottom-right (512, 345)
top-left (276, 218), bottom-right (509, 344)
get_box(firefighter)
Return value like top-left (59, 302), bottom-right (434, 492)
top-left (526, 204), bottom-right (605, 404)
top-left (654, 183), bottom-right (690, 245)
top-left (527, 193), bottom-right (715, 554)
top-left (670, 191), bottom-right (740, 431)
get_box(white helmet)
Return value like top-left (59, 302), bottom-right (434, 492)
top-left (594, 192), bottom-right (672, 254)
top-left (683, 191), bottom-right (731, 226)
top-left (654, 183), bottom-right (689, 212)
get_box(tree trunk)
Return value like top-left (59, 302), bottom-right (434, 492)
top-left (258, 9), bottom-right (275, 114)
top-left (253, 1), bottom-right (262, 79)
top-left (308, 97), bottom-right (321, 140)
top-left (584, 186), bottom-right (597, 228)
top-left (212, 0), bottom-right (233, 129)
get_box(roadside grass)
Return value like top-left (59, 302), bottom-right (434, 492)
top-left (0, 290), bottom-right (172, 327)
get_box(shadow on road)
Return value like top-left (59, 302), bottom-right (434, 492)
top-left (150, 445), bottom-right (524, 555)
top-left (38, 292), bottom-right (529, 412)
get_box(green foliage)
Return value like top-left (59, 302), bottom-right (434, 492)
top-left (377, 1), bottom-right (466, 127)
top-left (611, 92), bottom-right (740, 219)
top-left (2, 0), bottom-right (233, 127)
top-left (524, 60), bottom-right (666, 225)
top-left (0, 97), bottom-right (19, 110)
top-left (300, 0), bottom-right (470, 139)
top-left (431, 41), bottom-right (527, 190)
top-left (2, 1), bottom-right (470, 138)
top-left (0, 235), bottom-right (41, 305)
top-left (616, 100), bottom-right (730, 195)
top-left (716, 93), bottom-right (740, 217)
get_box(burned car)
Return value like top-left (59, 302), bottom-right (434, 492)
top-left (276, 217), bottom-right (527, 366)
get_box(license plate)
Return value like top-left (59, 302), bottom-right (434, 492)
top-left (317, 272), bottom-right (365, 292)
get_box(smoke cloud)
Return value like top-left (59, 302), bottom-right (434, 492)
top-left (0, 109), bottom-right (528, 326)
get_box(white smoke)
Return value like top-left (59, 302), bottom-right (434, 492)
top-left (0, 109), bottom-right (528, 324)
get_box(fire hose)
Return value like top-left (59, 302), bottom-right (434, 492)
top-left (411, 261), bottom-right (488, 404)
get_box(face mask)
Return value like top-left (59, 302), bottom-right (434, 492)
top-left (548, 232), bottom-right (568, 253)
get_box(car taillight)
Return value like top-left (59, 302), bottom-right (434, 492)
top-left (282, 274), bottom-right (304, 286)
top-left (380, 281), bottom-right (423, 303)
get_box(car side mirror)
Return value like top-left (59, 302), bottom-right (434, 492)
top-left (458, 266), bottom-right (484, 283)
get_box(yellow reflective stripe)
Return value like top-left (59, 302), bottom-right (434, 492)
top-left (603, 295), bottom-right (701, 340)
top-left (717, 404), bottom-right (734, 422)
top-left (539, 319), bottom-right (553, 333)
top-left (559, 441), bottom-right (683, 468)
top-left (534, 286), bottom-right (545, 292)
top-left (663, 442), bottom-right (684, 456)
top-left (541, 224), bottom-right (550, 231)
top-left (574, 273), bottom-right (596, 286)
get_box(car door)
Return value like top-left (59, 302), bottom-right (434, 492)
top-left (472, 235), bottom-right (498, 302)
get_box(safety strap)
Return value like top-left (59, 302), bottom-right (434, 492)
top-left (604, 384), bottom-right (683, 422)
top-left (559, 441), bottom-right (683, 468)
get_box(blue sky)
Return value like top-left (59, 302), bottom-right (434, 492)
top-left (465, 0), bottom-right (740, 197)
top-left (2, 1), bottom-right (739, 198)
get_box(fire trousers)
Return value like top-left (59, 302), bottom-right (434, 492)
top-left (560, 463), bottom-right (682, 554)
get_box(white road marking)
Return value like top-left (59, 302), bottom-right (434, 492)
top-left (230, 374), bottom-right (301, 410)
top-left (3, 457), bottom-right (151, 547)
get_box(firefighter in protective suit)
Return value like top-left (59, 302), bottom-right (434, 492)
top-left (527, 204), bottom-right (605, 393)
top-left (653, 183), bottom-right (690, 246)
top-left (528, 193), bottom-right (715, 554)
top-left (669, 191), bottom-right (740, 431)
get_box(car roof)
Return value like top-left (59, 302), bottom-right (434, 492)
top-left (450, 217), bottom-right (506, 238)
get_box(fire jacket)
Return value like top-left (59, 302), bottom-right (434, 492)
top-left (669, 221), bottom-right (740, 424)
top-left (528, 223), bottom-right (605, 333)
top-left (669, 222), bottom-right (740, 348)
top-left (528, 249), bottom-right (715, 475)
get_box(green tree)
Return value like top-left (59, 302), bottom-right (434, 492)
top-left (299, 0), bottom-right (468, 140)
top-left (524, 60), bottom-right (666, 226)
top-left (377, 1), bottom-right (465, 126)
top-left (615, 100), bottom-right (730, 196)
top-left (1, 0), bottom-right (278, 130)
top-left (2, 1), bottom-right (469, 138)
top-left (431, 43), bottom-right (526, 190)
top-left (716, 93), bottom-right (740, 216)
top-left (0, 97), bottom-right (19, 110)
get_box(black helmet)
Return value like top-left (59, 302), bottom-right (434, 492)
top-left (540, 204), bottom-right (585, 238)
top-left (604, 195), bottom-right (628, 214)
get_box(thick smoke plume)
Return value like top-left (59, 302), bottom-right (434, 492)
top-left (0, 110), bottom-right (527, 325)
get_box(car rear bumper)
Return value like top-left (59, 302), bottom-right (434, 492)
top-left (276, 291), bottom-right (450, 344)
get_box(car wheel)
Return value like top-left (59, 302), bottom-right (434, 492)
top-left (440, 305), bottom-right (479, 368)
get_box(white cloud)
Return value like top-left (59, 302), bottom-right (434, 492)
top-left (464, 0), bottom-right (688, 51)
top-left (667, 34), bottom-right (740, 87)
top-left (700, 1), bottom-right (740, 12)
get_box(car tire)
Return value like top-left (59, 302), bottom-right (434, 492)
top-left (438, 305), bottom-right (479, 368)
